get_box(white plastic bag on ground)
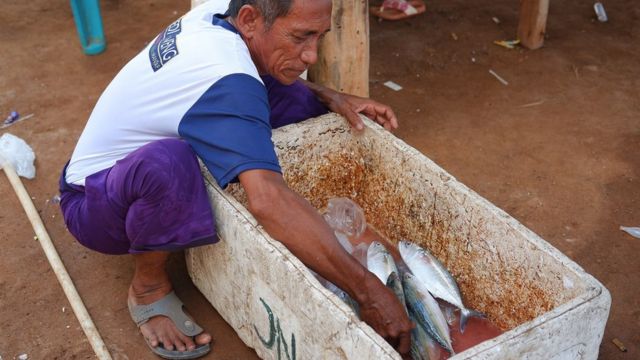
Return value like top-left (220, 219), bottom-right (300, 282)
top-left (0, 133), bottom-right (36, 179)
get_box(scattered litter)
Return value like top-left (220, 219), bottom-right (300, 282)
top-left (51, 195), bottom-right (61, 204)
top-left (451, 32), bottom-right (458, 41)
top-left (520, 100), bottom-right (545, 108)
top-left (1, 112), bottom-right (34, 129)
top-left (620, 226), bottom-right (640, 238)
top-left (4, 111), bottom-right (18, 124)
top-left (493, 39), bottom-right (520, 49)
top-left (594, 2), bottom-right (608, 22)
top-left (383, 81), bottom-right (403, 91)
top-left (492, 16), bottom-right (500, 24)
top-left (66, 325), bottom-right (71, 329)
top-left (471, 57), bottom-right (476, 63)
top-left (62, 306), bottom-right (66, 313)
top-left (18, 354), bottom-right (28, 360)
top-left (612, 338), bottom-right (627, 352)
top-left (488, 69), bottom-right (509, 86)
top-left (34, 236), bottom-right (39, 241)
top-left (0, 133), bottom-right (36, 179)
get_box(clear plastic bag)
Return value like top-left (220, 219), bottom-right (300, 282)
top-left (0, 133), bottom-right (36, 179)
top-left (323, 197), bottom-right (367, 238)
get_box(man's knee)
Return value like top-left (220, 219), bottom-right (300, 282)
top-left (109, 139), bottom-right (201, 203)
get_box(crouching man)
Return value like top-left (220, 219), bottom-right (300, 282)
top-left (60, 0), bottom-right (412, 358)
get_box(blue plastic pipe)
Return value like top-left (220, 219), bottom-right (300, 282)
top-left (70, 0), bottom-right (106, 55)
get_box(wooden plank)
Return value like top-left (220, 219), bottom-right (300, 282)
top-left (517, 0), bottom-right (550, 50)
top-left (308, 0), bottom-right (370, 97)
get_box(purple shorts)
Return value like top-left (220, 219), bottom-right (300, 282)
top-left (60, 79), bottom-right (328, 255)
top-left (59, 139), bottom-right (217, 255)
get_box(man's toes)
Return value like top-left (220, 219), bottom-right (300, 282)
top-left (173, 333), bottom-right (191, 352)
top-left (158, 334), bottom-right (175, 351)
top-left (195, 332), bottom-right (212, 346)
top-left (146, 334), bottom-right (160, 348)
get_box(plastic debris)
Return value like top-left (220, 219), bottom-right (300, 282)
top-left (620, 226), bottom-right (640, 239)
top-left (488, 69), bottom-right (509, 86)
top-left (0, 133), bottom-right (36, 179)
top-left (493, 39), bottom-right (520, 49)
top-left (491, 16), bottom-right (500, 24)
top-left (1, 112), bottom-right (34, 129)
top-left (594, 2), bottom-right (608, 22)
top-left (383, 81), bottom-right (403, 91)
top-left (520, 100), bottom-right (545, 108)
top-left (51, 195), bottom-right (61, 204)
top-left (334, 231), bottom-right (354, 254)
top-left (612, 338), bottom-right (627, 352)
top-left (451, 32), bottom-right (458, 41)
top-left (18, 354), bottom-right (28, 360)
top-left (324, 198), bottom-right (367, 238)
top-left (4, 110), bottom-right (18, 124)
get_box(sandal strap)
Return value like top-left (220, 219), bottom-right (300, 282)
top-left (128, 291), bottom-right (203, 337)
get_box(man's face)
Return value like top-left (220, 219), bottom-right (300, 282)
top-left (251, 0), bottom-right (332, 84)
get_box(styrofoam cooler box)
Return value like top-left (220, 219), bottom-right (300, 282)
top-left (186, 114), bottom-right (610, 360)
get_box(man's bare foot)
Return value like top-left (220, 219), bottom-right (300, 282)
top-left (129, 251), bottom-right (212, 354)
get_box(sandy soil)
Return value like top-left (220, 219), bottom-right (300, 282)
top-left (0, 0), bottom-right (638, 359)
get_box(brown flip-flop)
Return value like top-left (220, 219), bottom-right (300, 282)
top-left (370, 0), bottom-right (426, 21)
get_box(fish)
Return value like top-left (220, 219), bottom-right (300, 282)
top-left (367, 241), bottom-right (398, 284)
top-left (403, 272), bottom-right (454, 354)
top-left (386, 271), bottom-right (408, 314)
top-left (409, 312), bottom-right (441, 360)
top-left (399, 240), bottom-right (485, 333)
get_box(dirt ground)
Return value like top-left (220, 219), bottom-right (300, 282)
top-left (0, 0), bottom-right (638, 359)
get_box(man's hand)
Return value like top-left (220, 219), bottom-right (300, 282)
top-left (303, 80), bottom-right (399, 132)
top-left (357, 272), bottom-right (414, 358)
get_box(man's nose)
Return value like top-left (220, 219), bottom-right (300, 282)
top-left (301, 43), bottom-right (319, 65)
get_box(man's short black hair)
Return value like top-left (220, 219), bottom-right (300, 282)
top-left (227, 0), bottom-right (294, 27)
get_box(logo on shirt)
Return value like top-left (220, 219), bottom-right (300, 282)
top-left (149, 19), bottom-right (182, 72)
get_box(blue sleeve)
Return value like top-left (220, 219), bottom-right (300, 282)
top-left (178, 73), bottom-right (281, 188)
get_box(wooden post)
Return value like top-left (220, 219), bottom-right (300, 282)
top-left (308, 0), bottom-right (370, 97)
top-left (517, 0), bottom-right (550, 50)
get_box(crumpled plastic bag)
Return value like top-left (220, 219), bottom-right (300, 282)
top-left (0, 133), bottom-right (36, 179)
top-left (323, 197), bottom-right (367, 238)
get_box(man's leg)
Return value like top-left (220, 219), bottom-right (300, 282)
top-left (128, 251), bottom-right (211, 352)
top-left (60, 139), bottom-right (216, 355)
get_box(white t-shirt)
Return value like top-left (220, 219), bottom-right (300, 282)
top-left (66, 0), bottom-right (281, 187)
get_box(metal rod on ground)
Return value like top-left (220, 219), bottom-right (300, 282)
top-left (0, 156), bottom-right (113, 360)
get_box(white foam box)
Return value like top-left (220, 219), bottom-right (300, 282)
top-left (186, 114), bottom-right (610, 360)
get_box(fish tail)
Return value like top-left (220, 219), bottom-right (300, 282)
top-left (460, 308), bottom-right (486, 333)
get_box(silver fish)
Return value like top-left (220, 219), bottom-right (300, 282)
top-left (367, 241), bottom-right (398, 284)
top-left (399, 240), bottom-right (485, 333)
top-left (409, 312), bottom-right (440, 360)
top-left (403, 272), bottom-right (454, 354)
top-left (386, 271), bottom-right (408, 314)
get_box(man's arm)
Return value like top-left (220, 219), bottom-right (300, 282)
top-left (239, 169), bottom-right (413, 356)
top-left (302, 79), bottom-right (399, 132)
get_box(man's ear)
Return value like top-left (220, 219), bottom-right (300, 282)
top-left (233, 5), bottom-right (264, 39)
